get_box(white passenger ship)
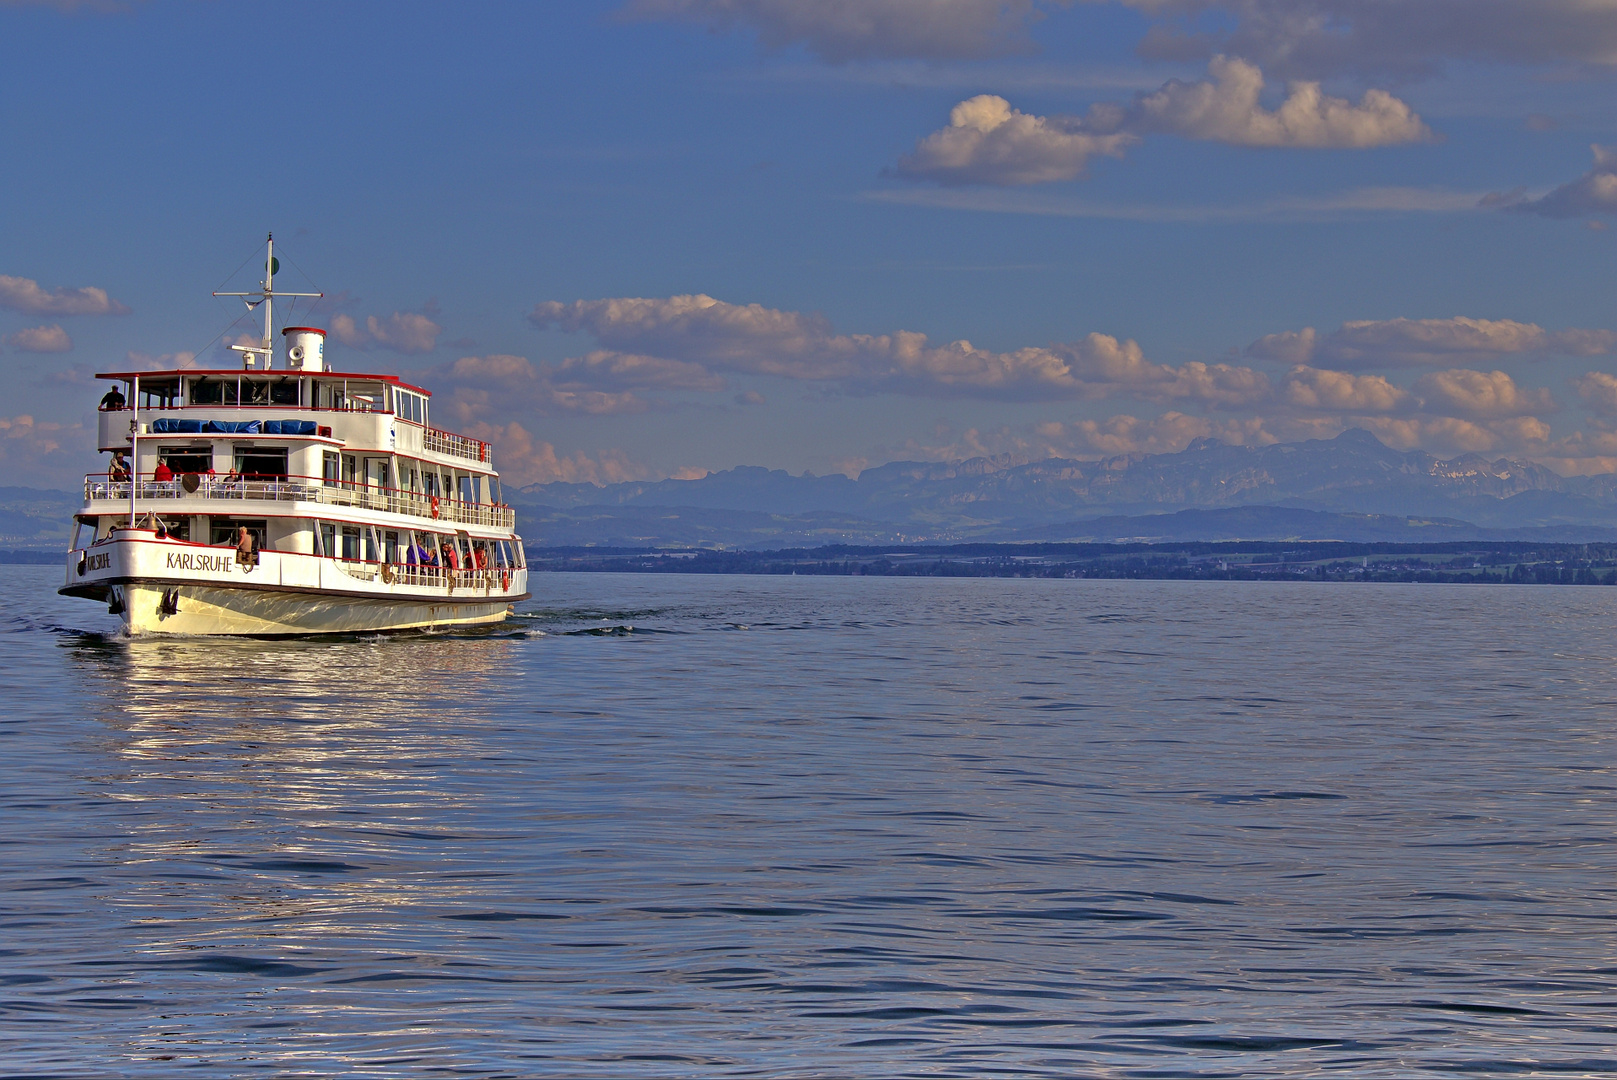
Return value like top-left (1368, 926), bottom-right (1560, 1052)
top-left (61, 237), bottom-right (530, 635)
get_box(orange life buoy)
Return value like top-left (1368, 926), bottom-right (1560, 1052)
top-left (430, 495), bottom-right (441, 518)
top-left (501, 569), bottom-right (510, 590)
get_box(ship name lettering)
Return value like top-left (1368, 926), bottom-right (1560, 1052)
top-left (165, 552), bottom-right (232, 574)
top-left (84, 552), bottom-right (111, 572)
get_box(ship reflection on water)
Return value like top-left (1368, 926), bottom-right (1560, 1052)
top-left (66, 628), bottom-right (543, 943)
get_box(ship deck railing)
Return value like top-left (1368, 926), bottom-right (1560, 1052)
top-left (83, 474), bottom-right (516, 530)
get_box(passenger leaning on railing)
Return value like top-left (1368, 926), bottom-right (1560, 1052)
top-left (108, 452), bottom-right (129, 483)
top-left (99, 386), bottom-right (125, 411)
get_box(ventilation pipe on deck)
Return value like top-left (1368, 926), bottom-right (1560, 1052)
top-left (282, 327), bottom-right (326, 372)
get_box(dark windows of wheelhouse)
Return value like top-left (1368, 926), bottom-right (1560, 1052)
top-left (234, 447), bottom-right (289, 480)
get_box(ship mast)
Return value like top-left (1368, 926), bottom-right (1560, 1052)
top-left (213, 234), bottom-right (321, 368)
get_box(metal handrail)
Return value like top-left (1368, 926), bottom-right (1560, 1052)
top-left (82, 473), bottom-right (517, 530)
top-left (423, 427), bottom-right (490, 463)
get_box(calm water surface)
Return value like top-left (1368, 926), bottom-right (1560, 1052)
top-left (3, 566), bottom-right (1617, 1078)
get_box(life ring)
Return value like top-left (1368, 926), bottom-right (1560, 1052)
top-left (501, 569), bottom-right (510, 591)
top-left (430, 495), bottom-right (441, 518)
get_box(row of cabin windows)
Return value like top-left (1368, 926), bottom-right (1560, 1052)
top-left (321, 451), bottom-right (496, 503)
top-left (150, 446), bottom-right (496, 502)
top-left (91, 515), bottom-right (524, 569)
top-left (316, 521), bottom-right (523, 568)
top-left (157, 446), bottom-right (289, 479)
top-left (130, 377), bottom-right (428, 422)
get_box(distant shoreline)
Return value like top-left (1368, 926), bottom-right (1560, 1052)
top-left (527, 541), bottom-right (1617, 585)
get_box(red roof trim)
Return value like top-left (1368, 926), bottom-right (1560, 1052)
top-left (281, 326), bottom-right (326, 335)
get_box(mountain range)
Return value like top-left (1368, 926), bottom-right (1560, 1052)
top-left (513, 430), bottom-right (1617, 547)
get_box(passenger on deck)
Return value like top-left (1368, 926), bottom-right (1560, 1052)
top-left (99, 385), bottom-right (125, 411)
top-left (235, 526), bottom-right (257, 567)
top-left (441, 543), bottom-right (458, 570)
top-left (153, 459), bottom-right (174, 484)
top-left (108, 453), bottom-right (130, 482)
top-left (473, 544), bottom-right (488, 570)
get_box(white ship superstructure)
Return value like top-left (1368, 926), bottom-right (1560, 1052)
top-left (61, 237), bottom-right (529, 635)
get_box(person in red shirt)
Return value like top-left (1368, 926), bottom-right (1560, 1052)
top-left (153, 459), bottom-right (174, 483)
top-left (440, 543), bottom-right (459, 570)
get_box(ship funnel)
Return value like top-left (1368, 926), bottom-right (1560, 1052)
top-left (282, 327), bottom-right (326, 372)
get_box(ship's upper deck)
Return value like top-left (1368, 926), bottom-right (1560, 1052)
top-left (94, 367), bottom-right (490, 468)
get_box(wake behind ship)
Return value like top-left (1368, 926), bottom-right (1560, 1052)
top-left (60, 236), bottom-right (530, 635)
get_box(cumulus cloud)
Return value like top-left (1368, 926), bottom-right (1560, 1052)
top-left (435, 354), bottom-right (650, 424)
top-left (1103, 55), bottom-right (1431, 147)
top-left (531, 293), bottom-right (1270, 404)
top-left (1120, 0), bottom-right (1617, 79)
top-left (124, 350), bottom-right (199, 370)
top-left (1280, 365), bottom-right (1412, 413)
top-left (619, 0), bottom-right (1060, 62)
top-left (895, 57), bottom-right (1426, 185)
top-left (458, 420), bottom-right (652, 487)
top-left (4, 325), bottom-right (71, 353)
top-left (0, 414), bottom-right (91, 486)
top-left (330, 310), bottom-right (441, 354)
top-left (1412, 368), bottom-right (1554, 419)
top-left (1572, 371), bottom-right (1617, 415)
top-left (0, 275), bottom-right (129, 316)
top-left (894, 94), bottom-right (1135, 185)
top-left (1489, 144), bottom-right (1617, 219)
top-left (1247, 316), bottom-right (1617, 368)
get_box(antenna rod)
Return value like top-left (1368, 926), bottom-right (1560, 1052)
top-left (263, 233), bottom-right (274, 368)
top-left (213, 233), bottom-right (320, 370)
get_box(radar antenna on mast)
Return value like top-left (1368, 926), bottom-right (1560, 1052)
top-left (212, 233), bottom-right (322, 369)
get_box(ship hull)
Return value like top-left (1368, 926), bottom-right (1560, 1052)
top-left (62, 532), bottom-right (528, 637)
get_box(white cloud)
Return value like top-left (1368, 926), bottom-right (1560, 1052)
top-left (1119, 0), bottom-right (1617, 79)
top-left (0, 275), bottom-right (129, 316)
top-left (330, 310), bottom-right (441, 353)
top-left (894, 57), bottom-right (1427, 186)
top-left (436, 354), bottom-right (650, 424)
top-left (124, 350), bottom-right (199, 370)
top-left (1572, 371), bottom-right (1617, 415)
top-left (894, 94), bottom-right (1135, 185)
top-left (4, 324), bottom-right (71, 353)
top-left (864, 184), bottom-right (1484, 221)
top-left (531, 293), bottom-right (1271, 404)
top-left (0, 413), bottom-right (91, 487)
top-left (620, 0), bottom-right (1060, 62)
top-left (1280, 365), bottom-right (1412, 413)
top-left (1491, 144), bottom-right (1617, 219)
top-left (1412, 368), bottom-right (1554, 419)
top-left (1248, 316), bottom-right (1617, 368)
top-left (1112, 55), bottom-right (1431, 148)
top-left (458, 420), bottom-right (652, 487)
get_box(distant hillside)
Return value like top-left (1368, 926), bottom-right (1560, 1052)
top-left (515, 430), bottom-right (1617, 547)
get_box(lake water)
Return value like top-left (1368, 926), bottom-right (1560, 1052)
top-left (4, 565), bottom-right (1617, 1078)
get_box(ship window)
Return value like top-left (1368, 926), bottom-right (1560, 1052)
top-left (234, 447), bottom-right (288, 480)
top-left (210, 518), bottom-right (265, 548)
top-left (243, 380), bottom-right (271, 406)
top-left (382, 530), bottom-right (401, 562)
top-left (189, 378), bottom-right (238, 406)
top-left (269, 379), bottom-right (299, 405)
top-left (322, 451), bottom-right (340, 483)
top-left (139, 379), bottom-right (180, 409)
top-left (340, 525), bottom-right (361, 561)
top-left (158, 446), bottom-right (212, 475)
top-left (319, 521), bottom-right (336, 557)
top-left (458, 475), bottom-right (477, 504)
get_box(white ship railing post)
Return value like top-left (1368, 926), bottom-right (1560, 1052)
top-left (129, 374), bottom-right (138, 528)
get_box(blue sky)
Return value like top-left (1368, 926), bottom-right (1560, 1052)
top-left (5, 0), bottom-right (1617, 487)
